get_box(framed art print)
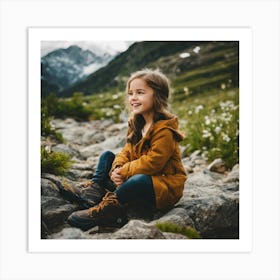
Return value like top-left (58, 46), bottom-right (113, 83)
top-left (28, 27), bottom-right (252, 253)
top-left (1, 1), bottom-right (279, 280)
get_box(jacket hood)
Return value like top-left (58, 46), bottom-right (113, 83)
top-left (152, 114), bottom-right (185, 142)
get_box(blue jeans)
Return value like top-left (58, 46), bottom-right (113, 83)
top-left (92, 151), bottom-right (156, 207)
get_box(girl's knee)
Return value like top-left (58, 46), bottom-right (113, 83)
top-left (128, 174), bottom-right (151, 184)
top-left (100, 150), bottom-right (115, 160)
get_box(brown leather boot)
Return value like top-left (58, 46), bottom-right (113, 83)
top-left (67, 192), bottom-right (128, 231)
top-left (60, 180), bottom-right (106, 208)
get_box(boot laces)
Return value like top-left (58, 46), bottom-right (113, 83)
top-left (81, 181), bottom-right (94, 188)
top-left (89, 192), bottom-right (119, 216)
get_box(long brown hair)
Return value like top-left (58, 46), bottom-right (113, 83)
top-left (125, 69), bottom-right (172, 144)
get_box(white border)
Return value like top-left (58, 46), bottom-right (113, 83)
top-left (1, 0), bottom-right (279, 279)
top-left (28, 27), bottom-right (252, 253)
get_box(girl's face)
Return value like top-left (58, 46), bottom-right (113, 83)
top-left (128, 78), bottom-right (155, 119)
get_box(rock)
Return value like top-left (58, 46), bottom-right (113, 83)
top-left (207, 158), bottom-right (227, 173)
top-left (41, 176), bottom-right (79, 236)
top-left (82, 131), bottom-right (105, 145)
top-left (66, 169), bottom-right (93, 180)
top-left (182, 150), bottom-right (208, 173)
top-left (41, 177), bottom-right (60, 196)
top-left (71, 162), bottom-right (94, 171)
top-left (51, 118), bottom-right (78, 130)
top-left (79, 135), bottom-right (125, 159)
top-left (42, 204), bottom-right (77, 235)
top-left (66, 160), bottom-right (95, 180)
top-left (223, 164), bottom-right (239, 183)
top-left (176, 171), bottom-right (239, 238)
top-left (106, 122), bottom-right (127, 134)
top-left (110, 220), bottom-right (166, 239)
top-left (59, 127), bottom-right (87, 145)
top-left (52, 143), bottom-right (79, 157)
top-left (51, 227), bottom-right (91, 239)
top-left (190, 150), bottom-right (201, 160)
top-left (162, 232), bottom-right (188, 239)
top-left (150, 208), bottom-right (195, 228)
top-left (51, 119), bottom-right (113, 146)
top-left (79, 143), bottom-right (105, 159)
top-left (52, 220), bottom-right (166, 240)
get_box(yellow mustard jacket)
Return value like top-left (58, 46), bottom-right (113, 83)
top-left (111, 115), bottom-right (187, 210)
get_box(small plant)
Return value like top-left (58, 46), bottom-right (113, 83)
top-left (181, 93), bottom-right (239, 169)
top-left (42, 92), bottom-right (92, 121)
top-left (41, 147), bottom-right (73, 175)
top-left (41, 103), bottom-right (64, 142)
top-left (156, 222), bottom-right (201, 239)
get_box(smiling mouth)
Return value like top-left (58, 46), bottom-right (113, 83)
top-left (131, 103), bottom-right (141, 108)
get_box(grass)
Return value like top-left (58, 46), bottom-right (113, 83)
top-left (156, 222), bottom-right (201, 239)
top-left (83, 90), bottom-right (126, 122)
top-left (172, 87), bottom-right (239, 168)
top-left (41, 147), bottom-right (73, 176)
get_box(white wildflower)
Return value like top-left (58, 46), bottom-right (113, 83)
top-left (220, 112), bottom-right (232, 123)
top-left (188, 110), bottom-right (193, 116)
top-left (184, 87), bottom-right (189, 95)
top-left (195, 105), bottom-right (204, 113)
top-left (179, 53), bottom-right (190, 58)
top-left (221, 112), bottom-right (227, 118)
top-left (202, 129), bottom-right (212, 138)
top-left (45, 146), bottom-right (51, 153)
top-left (205, 116), bottom-right (211, 125)
top-left (214, 126), bottom-right (222, 134)
top-left (222, 133), bottom-right (231, 142)
top-left (220, 100), bottom-right (235, 110)
top-left (193, 46), bottom-right (201, 53)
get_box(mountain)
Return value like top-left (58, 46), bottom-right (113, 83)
top-left (59, 41), bottom-right (238, 97)
top-left (41, 45), bottom-right (113, 96)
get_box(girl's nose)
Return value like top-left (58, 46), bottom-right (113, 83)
top-left (130, 93), bottom-right (137, 100)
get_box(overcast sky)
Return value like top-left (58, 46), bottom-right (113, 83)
top-left (41, 41), bottom-right (134, 57)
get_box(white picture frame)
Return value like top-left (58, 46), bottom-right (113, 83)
top-left (1, 1), bottom-right (279, 279)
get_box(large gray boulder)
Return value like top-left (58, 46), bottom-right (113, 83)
top-left (175, 168), bottom-right (239, 238)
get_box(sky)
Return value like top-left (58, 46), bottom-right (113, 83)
top-left (41, 41), bottom-right (134, 57)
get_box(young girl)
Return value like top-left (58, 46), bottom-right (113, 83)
top-left (67, 69), bottom-right (187, 230)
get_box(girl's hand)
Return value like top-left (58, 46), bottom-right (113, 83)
top-left (110, 167), bottom-right (124, 187)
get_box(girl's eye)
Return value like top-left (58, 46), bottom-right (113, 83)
top-left (127, 91), bottom-right (145, 95)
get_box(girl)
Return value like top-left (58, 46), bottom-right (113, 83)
top-left (67, 69), bottom-right (187, 231)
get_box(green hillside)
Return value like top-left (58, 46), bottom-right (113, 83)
top-left (57, 41), bottom-right (238, 98)
top-left (59, 41), bottom-right (202, 96)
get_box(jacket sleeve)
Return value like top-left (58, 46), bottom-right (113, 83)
top-left (119, 129), bottom-right (175, 179)
top-left (111, 142), bottom-right (132, 172)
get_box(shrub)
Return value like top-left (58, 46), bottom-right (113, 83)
top-left (156, 222), bottom-right (201, 239)
top-left (42, 92), bottom-right (92, 121)
top-left (182, 98), bottom-right (239, 169)
top-left (41, 105), bottom-right (63, 142)
top-left (41, 147), bottom-right (73, 175)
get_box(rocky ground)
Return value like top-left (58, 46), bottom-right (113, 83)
top-left (41, 118), bottom-right (239, 239)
